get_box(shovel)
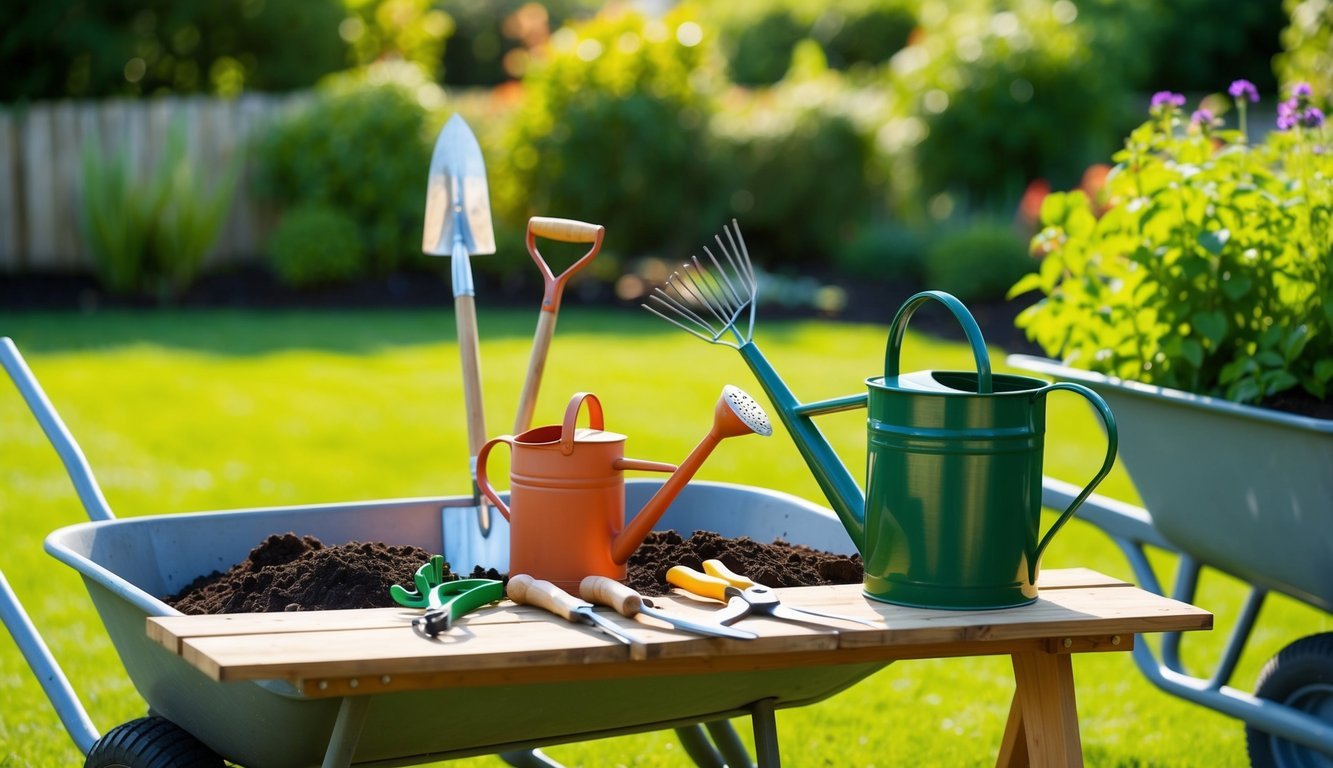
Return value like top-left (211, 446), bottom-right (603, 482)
top-left (423, 114), bottom-right (508, 570)
top-left (513, 216), bottom-right (605, 433)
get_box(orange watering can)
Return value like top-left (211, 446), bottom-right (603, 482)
top-left (475, 387), bottom-right (772, 590)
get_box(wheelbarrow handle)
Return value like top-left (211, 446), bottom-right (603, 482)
top-left (0, 338), bottom-right (113, 523)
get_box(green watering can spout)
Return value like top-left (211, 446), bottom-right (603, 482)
top-left (736, 342), bottom-right (869, 547)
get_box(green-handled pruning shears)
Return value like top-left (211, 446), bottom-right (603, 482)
top-left (391, 555), bottom-right (503, 637)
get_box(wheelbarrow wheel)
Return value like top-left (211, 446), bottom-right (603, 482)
top-left (1247, 632), bottom-right (1333, 768)
top-left (84, 716), bottom-right (223, 768)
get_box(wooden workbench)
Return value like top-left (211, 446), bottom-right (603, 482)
top-left (149, 568), bottom-right (1211, 767)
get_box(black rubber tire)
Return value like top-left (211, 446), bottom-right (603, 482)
top-left (83, 717), bottom-right (224, 768)
top-left (1247, 632), bottom-right (1333, 768)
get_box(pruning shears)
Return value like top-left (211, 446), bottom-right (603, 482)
top-left (667, 559), bottom-right (878, 629)
top-left (391, 555), bottom-right (504, 637)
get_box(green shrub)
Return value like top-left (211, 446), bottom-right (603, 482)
top-left (267, 205), bottom-right (367, 288)
top-left (1011, 84), bottom-right (1333, 403)
top-left (720, 8), bottom-right (806, 86)
top-left (922, 218), bottom-right (1032, 303)
top-left (710, 62), bottom-right (880, 268)
top-left (253, 67), bottom-right (437, 276)
top-left (78, 117), bottom-right (236, 299)
top-left (494, 4), bottom-right (721, 268)
top-left (1277, 0), bottom-right (1333, 91)
top-left (0, 0), bottom-right (347, 99)
top-left (882, 0), bottom-right (1130, 219)
top-left (814, 1), bottom-right (916, 72)
top-left (706, 0), bottom-right (916, 86)
top-left (838, 219), bottom-right (927, 282)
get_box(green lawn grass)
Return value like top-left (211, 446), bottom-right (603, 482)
top-left (1, 307), bottom-right (1326, 767)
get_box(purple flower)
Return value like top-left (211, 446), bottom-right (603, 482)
top-left (1292, 82), bottom-right (1313, 99)
top-left (1301, 106), bottom-right (1326, 129)
top-left (1151, 91), bottom-right (1186, 110)
top-left (1191, 108), bottom-right (1216, 127)
top-left (1229, 79), bottom-right (1259, 103)
top-left (1278, 99), bottom-right (1295, 130)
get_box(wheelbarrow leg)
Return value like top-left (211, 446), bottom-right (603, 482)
top-left (750, 698), bottom-right (781, 768)
top-left (321, 696), bottom-right (369, 768)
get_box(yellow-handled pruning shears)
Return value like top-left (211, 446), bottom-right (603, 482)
top-left (666, 559), bottom-right (877, 628)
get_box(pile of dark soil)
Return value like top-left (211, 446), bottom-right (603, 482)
top-left (625, 530), bottom-right (862, 596)
top-left (164, 530), bottom-right (863, 614)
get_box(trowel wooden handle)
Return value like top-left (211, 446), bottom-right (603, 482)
top-left (579, 576), bottom-right (643, 617)
top-left (529, 217), bottom-right (603, 243)
top-left (507, 574), bottom-right (586, 622)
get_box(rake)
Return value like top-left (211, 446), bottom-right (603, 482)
top-left (642, 220), bottom-right (868, 526)
top-left (643, 220), bottom-right (758, 349)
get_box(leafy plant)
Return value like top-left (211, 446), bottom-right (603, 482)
top-left (78, 117), bottom-right (237, 299)
top-left (252, 67), bottom-right (437, 276)
top-left (1011, 82), bottom-right (1333, 404)
top-left (267, 205), bottom-right (367, 288)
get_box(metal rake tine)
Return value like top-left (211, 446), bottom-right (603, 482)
top-left (650, 282), bottom-right (723, 338)
top-left (688, 255), bottom-right (739, 321)
top-left (722, 220), bottom-right (758, 342)
top-left (678, 262), bottom-right (736, 330)
top-left (721, 220), bottom-right (757, 293)
top-left (643, 302), bottom-right (735, 347)
top-left (699, 245), bottom-right (745, 310)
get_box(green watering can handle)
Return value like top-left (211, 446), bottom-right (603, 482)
top-left (1030, 382), bottom-right (1119, 578)
top-left (885, 291), bottom-right (992, 393)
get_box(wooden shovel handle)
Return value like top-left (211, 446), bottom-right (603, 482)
top-left (528, 217), bottom-right (603, 243)
top-left (579, 576), bottom-right (643, 617)
top-left (507, 574), bottom-right (586, 622)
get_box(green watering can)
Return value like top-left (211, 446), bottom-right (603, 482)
top-left (741, 291), bottom-right (1119, 609)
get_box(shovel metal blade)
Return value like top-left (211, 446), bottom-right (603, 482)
top-left (423, 114), bottom-right (495, 257)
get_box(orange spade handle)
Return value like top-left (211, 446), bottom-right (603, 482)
top-left (702, 559), bottom-right (757, 589)
top-left (474, 436), bottom-right (514, 521)
top-left (579, 575), bottom-right (643, 618)
top-left (526, 217), bottom-right (605, 314)
top-left (506, 574), bottom-right (586, 622)
top-left (666, 565), bottom-right (732, 602)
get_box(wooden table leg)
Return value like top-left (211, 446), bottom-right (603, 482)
top-left (995, 692), bottom-right (1030, 768)
top-left (995, 651), bottom-right (1083, 768)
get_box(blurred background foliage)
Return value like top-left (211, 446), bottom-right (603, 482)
top-left (1, 0), bottom-right (1322, 306)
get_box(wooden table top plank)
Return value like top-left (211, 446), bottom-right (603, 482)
top-left (148, 570), bottom-right (1210, 685)
top-left (147, 567), bottom-right (1132, 649)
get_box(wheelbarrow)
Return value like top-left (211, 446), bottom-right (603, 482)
top-left (1013, 355), bottom-right (1333, 767)
top-left (1, 338), bottom-right (884, 768)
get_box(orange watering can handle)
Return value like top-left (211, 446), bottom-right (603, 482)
top-left (475, 436), bottom-right (515, 521)
top-left (884, 290), bottom-right (992, 393)
top-left (560, 392), bottom-right (604, 456)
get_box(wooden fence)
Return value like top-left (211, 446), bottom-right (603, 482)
top-left (0, 93), bottom-right (308, 274)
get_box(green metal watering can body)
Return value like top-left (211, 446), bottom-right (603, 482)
top-left (738, 291), bottom-right (1117, 610)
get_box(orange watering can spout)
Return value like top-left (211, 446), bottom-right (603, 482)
top-left (611, 386), bottom-right (773, 564)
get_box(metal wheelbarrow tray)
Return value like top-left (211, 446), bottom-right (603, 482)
top-left (1, 336), bottom-right (878, 767)
top-left (46, 483), bottom-right (877, 767)
top-left (1012, 355), bottom-right (1333, 765)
